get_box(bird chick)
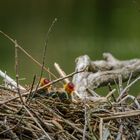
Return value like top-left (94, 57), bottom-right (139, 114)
top-left (58, 82), bottom-right (75, 100)
top-left (37, 78), bottom-right (51, 96)
top-left (40, 78), bottom-right (50, 86)
top-left (39, 78), bottom-right (51, 89)
top-left (63, 82), bottom-right (75, 95)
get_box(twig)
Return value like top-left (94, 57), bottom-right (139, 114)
top-left (116, 125), bottom-right (123, 140)
top-left (65, 131), bottom-right (79, 140)
top-left (117, 95), bottom-right (140, 109)
top-left (23, 105), bottom-right (52, 140)
top-left (36, 100), bottom-right (91, 139)
top-left (33, 18), bottom-right (57, 99)
top-left (103, 110), bottom-right (140, 120)
top-left (108, 83), bottom-right (116, 102)
top-left (83, 85), bottom-right (88, 140)
top-left (86, 88), bottom-right (100, 97)
top-left (54, 62), bottom-right (70, 83)
top-left (127, 72), bottom-right (133, 86)
top-left (0, 111), bottom-right (26, 136)
top-left (0, 121), bottom-right (19, 140)
top-left (0, 85), bottom-right (18, 93)
top-left (45, 18), bottom-right (57, 48)
top-left (117, 76), bottom-right (140, 101)
top-left (26, 75), bottom-right (36, 104)
top-left (118, 75), bottom-right (123, 93)
top-left (106, 89), bottom-right (116, 99)
top-left (54, 62), bottom-right (82, 98)
top-left (0, 70), bottom-right (26, 91)
top-left (0, 30), bottom-right (57, 79)
top-left (15, 40), bottom-right (25, 104)
top-left (99, 118), bottom-right (103, 140)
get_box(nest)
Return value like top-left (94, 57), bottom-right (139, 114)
top-left (0, 87), bottom-right (140, 140)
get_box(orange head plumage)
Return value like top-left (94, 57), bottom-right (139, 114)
top-left (63, 82), bottom-right (75, 94)
top-left (39, 78), bottom-right (50, 89)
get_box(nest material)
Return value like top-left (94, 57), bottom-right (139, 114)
top-left (0, 88), bottom-right (140, 140)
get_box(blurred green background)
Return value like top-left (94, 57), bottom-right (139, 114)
top-left (0, 0), bottom-right (140, 93)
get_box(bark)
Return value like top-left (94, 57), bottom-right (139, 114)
top-left (73, 53), bottom-right (140, 98)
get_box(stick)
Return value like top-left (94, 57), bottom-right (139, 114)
top-left (36, 101), bottom-right (91, 139)
top-left (99, 118), bottom-right (103, 140)
top-left (54, 62), bottom-right (81, 98)
top-left (26, 75), bottom-right (36, 104)
top-left (54, 62), bottom-right (70, 83)
top-left (23, 105), bottom-right (52, 140)
top-left (117, 76), bottom-right (140, 101)
top-left (15, 40), bottom-right (25, 104)
top-left (0, 121), bottom-right (19, 140)
top-left (83, 92), bottom-right (88, 140)
top-left (33, 18), bottom-right (57, 99)
top-left (0, 70), bottom-right (26, 91)
top-left (117, 95), bottom-right (140, 109)
top-left (106, 89), bottom-right (116, 99)
top-left (0, 30), bottom-right (57, 79)
top-left (0, 85), bottom-right (18, 93)
top-left (103, 110), bottom-right (140, 121)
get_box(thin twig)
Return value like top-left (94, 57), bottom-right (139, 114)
top-left (117, 95), bottom-right (140, 109)
top-left (118, 75), bottom-right (123, 93)
top-left (36, 100), bottom-right (91, 139)
top-left (0, 70), bottom-right (26, 91)
top-left (99, 118), bottom-right (103, 140)
top-left (54, 62), bottom-right (81, 99)
top-left (33, 18), bottom-right (57, 98)
top-left (23, 105), bottom-right (52, 140)
top-left (0, 121), bottom-right (19, 140)
top-left (0, 30), bottom-right (57, 79)
top-left (65, 131), bottom-right (79, 140)
top-left (117, 76), bottom-right (140, 101)
top-left (26, 75), bottom-right (36, 104)
top-left (103, 110), bottom-right (140, 120)
top-left (0, 111), bottom-right (26, 135)
top-left (83, 87), bottom-right (88, 140)
top-left (0, 85), bottom-right (18, 93)
top-left (15, 40), bottom-right (25, 104)
top-left (108, 83), bottom-right (116, 102)
top-left (54, 62), bottom-right (70, 84)
top-left (127, 72), bottom-right (133, 86)
top-left (106, 89), bottom-right (116, 99)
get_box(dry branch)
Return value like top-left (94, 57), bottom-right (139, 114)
top-left (73, 53), bottom-right (140, 97)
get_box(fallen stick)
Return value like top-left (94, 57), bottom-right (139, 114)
top-left (99, 118), bottom-right (103, 140)
top-left (0, 70), bottom-right (26, 91)
top-left (54, 62), bottom-right (81, 98)
top-left (54, 62), bottom-right (70, 83)
top-left (103, 110), bottom-right (140, 121)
